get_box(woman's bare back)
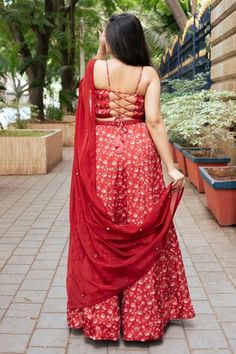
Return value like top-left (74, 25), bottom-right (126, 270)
top-left (94, 58), bottom-right (150, 95)
top-left (93, 58), bottom-right (152, 121)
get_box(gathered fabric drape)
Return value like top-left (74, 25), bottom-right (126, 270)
top-left (66, 58), bottom-right (184, 309)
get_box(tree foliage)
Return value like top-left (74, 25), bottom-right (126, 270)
top-left (161, 76), bottom-right (236, 150)
top-left (0, 0), bottom-right (198, 119)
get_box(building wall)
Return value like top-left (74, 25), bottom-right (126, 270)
top-left (211, 0), bottom-right (236, 91)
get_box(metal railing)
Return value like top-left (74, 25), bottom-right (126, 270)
top-left (159, 2), bottom-right (211, 88)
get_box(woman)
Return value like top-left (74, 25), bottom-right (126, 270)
top-left (66, 13), bottom-right (195, 342)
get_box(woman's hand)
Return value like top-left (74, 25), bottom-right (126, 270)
top-left (167, 167), bottom-right (185, 190)
top-left (97, 29), bottom-right (106, 55)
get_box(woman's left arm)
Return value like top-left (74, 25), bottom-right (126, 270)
top-left (145, 67), bottom-right (185, 190)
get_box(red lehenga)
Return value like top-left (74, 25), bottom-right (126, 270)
top-left (66, 58), bottom-right (195, 341)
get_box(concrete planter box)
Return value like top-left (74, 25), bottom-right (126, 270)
top-left (62, 114), bottom-right (75, 123)
top-left (199, 166), bottom-right (236, 226)
top-left (173, 143), bottom-right (204, 176)
top-left (28, 121), bottom-right (75, 146)
top-left (0, 129), bottom-right (62, 175)
top-left (182, 149), bottom-right (230, 193)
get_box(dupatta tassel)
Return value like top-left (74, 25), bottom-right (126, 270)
top-left (114, 133), bottom-right (124, 153)
top-left (114, 117), bottom-right (128, 153)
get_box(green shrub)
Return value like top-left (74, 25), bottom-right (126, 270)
top-left (46, 105), bottom-right (63, 121)
top-left (162, 73), bottom-right (209, 98)
top-left (14, 118), bottom-right (28, 129)
top-left (0, 129), bottom-right (53, 137)
top-left (162, 89), bottom-right (236, 150)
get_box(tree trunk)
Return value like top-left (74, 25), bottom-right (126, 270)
top-left (29, 0), bottom-right (55, 119)
top-left (27, 70), bottom-right (45, 120)
top-left (2, 0), bottom-right (55, 120)
top-left (26, 33), bottom-right (51, 120)
top-left (57, 0), bottom-right (78, 113)
top-left (60, 67), bottom-right (75, 113)
top-left (28, 88), bottom-right (45, 120)
top-left (8, 24), bottom-right (47, 120)
top-left (191, 0), bottom-right (197, 14)
top-left (165, 0), bottom-right (188, 31)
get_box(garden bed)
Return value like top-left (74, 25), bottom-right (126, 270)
top-left (0, 129), bottom-right (52, 137)
top-left (207, 166), bottom-right (236, 181)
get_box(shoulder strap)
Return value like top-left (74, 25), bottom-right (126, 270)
top-left (106, 60), bottom-right (111, 90)
top-left (106, 61), bottom-right (143, 94)
top-left (135, 66), bottom-right (143, 94)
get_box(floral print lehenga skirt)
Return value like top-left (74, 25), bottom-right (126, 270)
top-left (67, 121), bottom-right (195, 341)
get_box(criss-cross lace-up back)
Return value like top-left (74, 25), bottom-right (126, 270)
top-left (94, 60), bottom-right (145, 153)
top-left (95, 60), bottom-right (145, 121)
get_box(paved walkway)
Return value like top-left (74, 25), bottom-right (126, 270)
top-left (0, 147), bottom-right (236, 354)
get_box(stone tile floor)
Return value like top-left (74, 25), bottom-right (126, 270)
top-left (0, 147), bottom-right (236, 354)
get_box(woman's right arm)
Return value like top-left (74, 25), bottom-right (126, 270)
top-left (94, 30), bottom-right (106, 60)
top-left (144, 67), bottom-right (185, 190)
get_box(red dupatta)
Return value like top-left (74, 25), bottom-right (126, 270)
top-left (66, 57), bottom-right (183, 309)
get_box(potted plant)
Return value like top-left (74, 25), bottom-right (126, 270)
top-left (182, 91), bottom-right (235, 192)
top-left (162, 74), bottom-right (211, 176)
top-left (162, 89), bottom-right (236, 191)
top-left (199, 166), bottom-right (236, 226)
top-left (163, 92), bottom-right (214, 179)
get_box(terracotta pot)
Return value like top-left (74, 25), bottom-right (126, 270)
top-left (199, 166), bottom-right (236, 226)
top-left (182, 149), bottom-right (231, 193)
top-left (169, 140), bottom-right (177, 163)
top-left (173, 143), bottom-right (202, 176)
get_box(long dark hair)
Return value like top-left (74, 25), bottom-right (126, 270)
top-left (105, 13), bottom-right (152, 67)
